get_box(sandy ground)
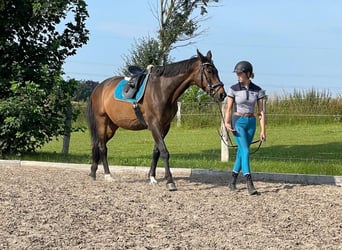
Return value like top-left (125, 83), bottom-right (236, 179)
top-left (0, 165), bottom-right (341, 250)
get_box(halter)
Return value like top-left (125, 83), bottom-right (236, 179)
top-left (200, 62), bottom-right (224, 97)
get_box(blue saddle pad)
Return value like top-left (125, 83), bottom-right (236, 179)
top-left (114, 74), bottom-right (149, 103)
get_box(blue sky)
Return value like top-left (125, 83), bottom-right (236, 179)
top-left (63, 0), bottom-right (342, 97)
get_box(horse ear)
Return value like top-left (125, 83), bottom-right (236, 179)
top-left (206, 50), bottom-right (212, 61)
top-left (197, 49), bottom-right (204, 61)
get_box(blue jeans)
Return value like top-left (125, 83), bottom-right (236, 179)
top-left (232, 115), bottom-right (256, 175)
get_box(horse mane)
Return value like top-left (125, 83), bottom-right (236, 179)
top-left (151, 56), bottom-right (199, 77)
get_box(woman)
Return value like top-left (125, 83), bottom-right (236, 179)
top-left (224, 61), bottom-right (266, 195)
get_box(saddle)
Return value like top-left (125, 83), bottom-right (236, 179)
top-left (123, 66), bottom-right (145, 99)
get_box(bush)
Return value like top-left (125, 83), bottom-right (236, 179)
top-left (0, 82), bottom-right (55, 154)
top-left (0, 80), bottom-right (81, 155)
top-left (267, 89), bottom-right (341, 125)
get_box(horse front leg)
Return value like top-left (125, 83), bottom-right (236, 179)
top-left (149, 125), bottom-right (176, 191)
top-left (160, 143), bottom-right (177, 191)
top-left (148, 144), bottom-right (160, 184)
top-left (152, 137), bottom-right (176, 191)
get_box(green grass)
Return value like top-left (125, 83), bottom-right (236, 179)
top-left (16, 123), bottom-right (342, 176)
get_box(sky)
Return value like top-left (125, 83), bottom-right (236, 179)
top-left (63, 0), bottom-right (342, 98)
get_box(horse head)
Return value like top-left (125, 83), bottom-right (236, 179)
top-left (196, 50), bottom-right (227, 102)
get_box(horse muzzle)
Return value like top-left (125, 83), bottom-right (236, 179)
top-left (210, 82), bottom-right (227, 102)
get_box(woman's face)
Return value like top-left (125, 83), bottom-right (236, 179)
top-left (236, 72), bottom-right (249, 83)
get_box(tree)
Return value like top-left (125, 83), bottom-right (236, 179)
top-left (156, 0), bottom-right (219, 64)
top-left (121, 0), bottom-right (219, 72)
top-left (0, 0), bottom-right (89, 154)
top-left (120, 36), bottom-right (166, 75)
top-left (180, 85), bottom-right (211, 103)
top-left (73, 80), bottom-right (99, 102)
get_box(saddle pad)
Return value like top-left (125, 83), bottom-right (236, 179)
top-left (114, 74), bottom-right (149, 103)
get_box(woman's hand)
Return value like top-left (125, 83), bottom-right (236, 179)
top-left (225, 120), bottom-right (235, 132)
top-left (260, 132), bottom-right (266, 142)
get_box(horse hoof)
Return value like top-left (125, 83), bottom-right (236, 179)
top-left (149, 176), bottom-right (158, 184)
top-left (167, 183), bottom-right (177, 191)
top-left (104, 174), bottom-right (114, 182)
top-left (89, 173), bottom-right (96, 180)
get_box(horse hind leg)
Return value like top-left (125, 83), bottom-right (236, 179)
top-left (90, 136), bottom-right (114, 181)
top-left (88, 121), bottom-right (115, 181)
top-left (89, 139), bottom-right (114, 181)
top-left (90, 137), bottom-right (115, 182)
top-left (90, 143), bottom-right (100, 180)
top-left (99, 139), bottom-right (115, 182)
top-left (99, 123), bottom-right (117, 182)
top-left (88, 100), bottom-right (101, 180)
top-left (88, 113), bottom-right (116, 181)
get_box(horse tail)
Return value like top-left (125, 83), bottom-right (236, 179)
top-left (87, 98), bottom-right (100, 161)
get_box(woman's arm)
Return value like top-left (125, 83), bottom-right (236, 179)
top-left (224, 97), bottom-right (235, 131)
top-left (257, 98), bottom-right (266, 141)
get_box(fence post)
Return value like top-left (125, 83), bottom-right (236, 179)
top-left (264, 94), bottom-right (267, 124)
top-left (177, 101), bottom-right (181, 127)
top-left (221, 101), bottom-right (229, 162)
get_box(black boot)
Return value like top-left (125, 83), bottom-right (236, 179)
top-left (228, 172), bottom-right (238, 191)
top-left (245, 174), bottom-right (257, 195)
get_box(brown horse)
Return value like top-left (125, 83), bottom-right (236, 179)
top-left (87, 50), bottom-right (227, 191)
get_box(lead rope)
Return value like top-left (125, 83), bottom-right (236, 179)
top-left (216, 102), bottom-right (262, 155)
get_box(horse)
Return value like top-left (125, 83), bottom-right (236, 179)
top-left (87, 50), bottom-right (227, 191)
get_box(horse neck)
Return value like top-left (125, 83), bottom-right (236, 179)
top-left (164, 62), bottom-right (200, 103)
top-left (166, 74), bottom-right (195, 103)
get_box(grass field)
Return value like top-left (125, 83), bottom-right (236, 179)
top-left (19, 122), bottom-right (342, 176)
